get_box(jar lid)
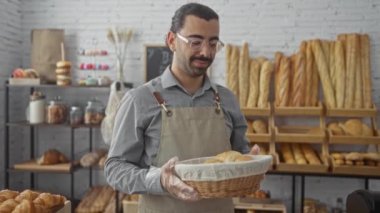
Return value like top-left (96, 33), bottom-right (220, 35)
top-left (71, 106), bottom-right (81, 110)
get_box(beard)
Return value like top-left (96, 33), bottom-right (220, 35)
top-left (184, 55), bottom-right (213, 77)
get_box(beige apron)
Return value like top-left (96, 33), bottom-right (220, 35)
top-left (138, 86), bottom-right (234, 213)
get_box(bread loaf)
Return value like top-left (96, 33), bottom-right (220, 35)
top-left (311, 39), bottom-right (336, 108)
top-left (252, 119), bottom-right (268, 134)
top-left (329, 42), bottom-right (337, 91)
top-left (291, 144), bottom-right (307, 165)
top-left (305, 41), bottom-right (314, 106)
top-left (327, 122), bottom-right (345, 135)
top-left (334, 40), bottom-right (346, 108)
top-left (360, 34), bottom-right (373, 108)
top-left (239, 42), bottom-right (250, 107)
top-left (340, 119), bottom-right (363, 136)
top-left (280, 144), bottom-right (295, 164)
top-left (344, 34), bottom-right (357, 108)
top-left (37, 149), bottom-right (68, 165)
top-left (274, 52), bottom-right (284, 107)
top-left (310, 43), bottom-right (320, 107)
top-left (301, 144), bottom-right (321, 165)
top-left (229, 46), bottom-right (240, 97)
top-left (258, 61), bottom-right (273, 108)
top-left (291, 52), bottom-right (306, 106)
top-left (246, 59), bottom-right (260, 108)
top-left (277, 56), bottom-right (291, 107)
top-left (354, 34), bottom-right (363, 108)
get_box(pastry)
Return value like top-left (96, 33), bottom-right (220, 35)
top-left (37, 149), bottom-right (69, 165)
top-left (0, 199), bottom-right (19, 212)
top-left (33, 193), bottom-right (66, 209)
top-left (14, 189), bottom-right (40, 202)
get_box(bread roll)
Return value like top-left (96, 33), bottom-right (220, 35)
top-left (327, 122), bottom-right (345, 135)
top-left (331, 153), bottom-right (344, 160)
top-left (344, 34), bottom-right (358, 108)
top-left (311, 39), bottom-right (336, 108)
top-left (246, 59), bottom-right (260, 108)
top-left (363, 153), bottom-right (380, 162)
top-left (334, 40), bottom-right (346, 108)
top-left (258, 61), bottom-right (273, 108)
top-left (239, 42), bottom-right (250, 107)
top-left (360, 34), bottom-right (373, 108)
top-left (252, 120), bottom-right (268, 134)
top-left (229, 46), bottom-right (240, 97)
top-left (277, 56), bottom-right (291, 107)
top-left (345, 152), bottom-right (364, 161)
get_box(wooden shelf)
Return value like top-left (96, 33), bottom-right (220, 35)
top-left (246, 133), bottom-right (271, 143)
top-left (233, 197), bottom-right (287, 212)
top-left (326, 105), bottom-right (377, 117)
top-left (331, 160), bottom-right (380, 177)
top-left (274, 103), bottom-right (323, 116)
top-left (13, 160), bottom-right (75, 173)
top-left (328, 130), bottom-right (380, 144)
top-left (275, 126), bottom-right (325, 143)
top-left (241, 106), bottom-right (271, 116)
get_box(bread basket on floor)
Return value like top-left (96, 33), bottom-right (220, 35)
top-left (174, 154), bottom-right (272, 198)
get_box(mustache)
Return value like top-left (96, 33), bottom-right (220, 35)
top-left (190, 56), bottom-right (212, 63)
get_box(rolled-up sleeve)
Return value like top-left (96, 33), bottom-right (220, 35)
top-left (104, 91), bottom-right (166, 195)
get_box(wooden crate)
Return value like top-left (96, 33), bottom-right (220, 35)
top-left (274, 103), bottom-right (323, 116)
top-left (327, 130), bottom-right (380, 145)
top-left (326, 105), bottom-right (377, 117)
top-left (242, 104), bottom-right (271, 117)
top-left (330, 156), bottom-right (380, 177)
top-left (274, 153), bottom-right (329, 173)
top-left (275, 126), bottom-right (325, 143)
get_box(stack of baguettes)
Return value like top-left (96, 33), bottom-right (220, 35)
top-left (225, 42), bottom-right (274, 109)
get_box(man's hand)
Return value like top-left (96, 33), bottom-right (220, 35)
top-left (160, 157), bottom-right (200, 201)
top-left (249, 144), bottom-right (261, 155)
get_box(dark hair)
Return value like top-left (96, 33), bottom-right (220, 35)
top-left (170, 3), bottom-right (219, 33)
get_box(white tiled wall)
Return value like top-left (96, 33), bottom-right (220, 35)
top-left (1, 0), bottom-right (380, 212)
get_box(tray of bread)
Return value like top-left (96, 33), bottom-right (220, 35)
top-left (327, 119), bottom-right (380, 144)
top-left (275, 126), bottom-right (325, 143)
top-left (0, 189), bottom-right (69, 213)
top-left (330, 152), bottom-right (380, 176)
top-left (275, 143), bottom-right (329, 173)
top-left (246, 119), bottom-right (271, 143)
top-left (174, 151), bottom-right (272, 198)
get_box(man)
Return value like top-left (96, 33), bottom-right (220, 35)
top-left (105, 3), bottom-right (260, 213)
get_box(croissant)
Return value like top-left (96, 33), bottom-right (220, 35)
top-left (12, 199), bottom-right (49, 213)
top-left (0, 199), bottom-right (19, 212)
top-left (15, 189), bottom-right (40, 202)
top-left (0, 190), bottom-right (19, 204)
top-left (33, 193), bottom-right (66, 209)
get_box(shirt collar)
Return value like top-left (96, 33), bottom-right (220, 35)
top-left (161, 66), bottom-right (212, 93)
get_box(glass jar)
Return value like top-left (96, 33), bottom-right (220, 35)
top-left (70, 106), bottom-right (83, 126)
top-left (46, 97), bottom-right (67, 124)
top-left (85, 99), bottom-right (105, 125)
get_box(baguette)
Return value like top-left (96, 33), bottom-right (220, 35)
top-left (238, 42), bottom-right (250, 107)
top-left (311, 39), bottom-right (336, 108)
top-left (291, 51), bottom-right (306, 106)
top-left (344, 34), bottom-right (358, 108)
top-left (329, 42), bottom-right (337, 90)
top-left (301, 144), bottom-right (321, 165)
top-left (360, 34), bottom-right (373, 108)
top-left (277, 56), bottom-right (291, 107)
top-left (321, 40), bottom-right (331, 75)
top-left (229, 46), bottom-right (240, 98)
top-left (274, 52), bottom-right (284, 107)
top-left (257, 61), bottom-right (273, 108)
top-left (310, 41), bottom-right (320, 107)
top-left (334, 40), bottom-right (346, 108)
top-left (291, 144), bottom-right (307, 165)
top-left (246, 59), bottom-right (260, 108)
top-left (354, 34), bottom-right (363, 108)
top-left (280, 144), bottom-right (295, 164)
top-left (305, 41), bottom-right (314, 106)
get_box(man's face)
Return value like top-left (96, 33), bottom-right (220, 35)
top-left (174, 15), bottom-right (220, 77)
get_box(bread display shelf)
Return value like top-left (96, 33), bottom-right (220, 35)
top-left (246, 132), bottom-right (271, 143)
top-left (274, 153), bottom-right (329, 173)
top-left (275, 126), bottom-right (325, 143)
top-left (233, 197), bottom-right (287, 212)
top-left (274, 102), bottom-right (323, 116)
top-left (8, 78), bottom-right (41, 85)
top-left (326, 105), bottom-right (377, 117)
top-left (331, 159), bottom-right (380, 177)
top-left (328, 130), bottom-right (380, 145)
top-left (241, 104), bottom-right (271, 116)
top-left (13, 160), bottom-right (74, 173)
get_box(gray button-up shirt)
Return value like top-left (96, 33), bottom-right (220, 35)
top-left (104, 68), bottom-right (250, 195)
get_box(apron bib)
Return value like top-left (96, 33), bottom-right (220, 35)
top-left (138, 87), bottom-right (234, 213)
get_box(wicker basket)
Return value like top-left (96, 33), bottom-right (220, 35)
top-left (175, 155), bottom-right (272, 198)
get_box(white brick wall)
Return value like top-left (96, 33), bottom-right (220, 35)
top-left (2, 0), bottom-right (380, 211)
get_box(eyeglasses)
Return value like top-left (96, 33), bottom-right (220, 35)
top-left (176, 33), bottom-right (224, 53)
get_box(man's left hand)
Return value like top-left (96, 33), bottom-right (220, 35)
top-left (249, 144), bottom-right (260, 155)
